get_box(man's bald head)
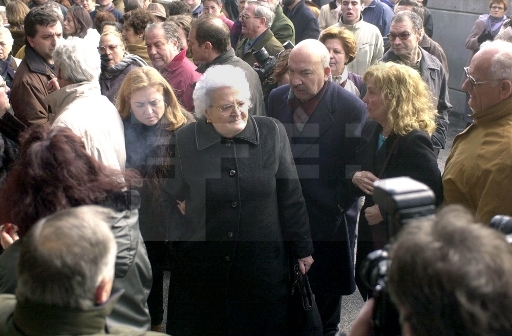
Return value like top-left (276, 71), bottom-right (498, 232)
top-left (288, 39), bottom-right (331, 101)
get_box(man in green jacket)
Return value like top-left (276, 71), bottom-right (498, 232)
top-left (0, 206), bottom-right (165, 336)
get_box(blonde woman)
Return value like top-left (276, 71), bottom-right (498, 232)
top-left (117, 66), bottom-right (194, 331)
top-left (351, 62), bottom-right (443, 300)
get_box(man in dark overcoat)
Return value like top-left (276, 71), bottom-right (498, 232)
top-left (267, 39), bottom-right (367, 336)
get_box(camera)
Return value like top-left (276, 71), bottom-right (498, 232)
top-left (252, 41), bottom-right (294, 81)
top-left (360, 177), bottom-right (437, 336)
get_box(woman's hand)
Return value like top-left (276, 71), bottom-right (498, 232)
top-left (365, 204), bottom-right (383, 225)
top-left (177, 200), bottom-right (186, 215)
top-left (352, 171), bottom-right (379, 195)
top-left (297, 255), bottom-right (314, 274)
top-left (0, 224), bottom-right (19, 249)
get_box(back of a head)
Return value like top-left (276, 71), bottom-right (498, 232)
top-left (479, 39), bottom-right (512, 82)
top-left (0, 126), bottom-right (126, 238)
top-left (53, 36), bottom-right (101, 83)
top-left (388, 205), bottom-right (512, 336)
top-left (166, 1), bottom-right (192, 16)
top-left (16, 206), bottom-right (117, 309)
top-left (6, 0), bottom-right (30, 28)
top-left (191, 14), bottom-right (230, 53)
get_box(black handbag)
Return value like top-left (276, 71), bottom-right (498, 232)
top-left (289, 264), bottom-right (323, 336)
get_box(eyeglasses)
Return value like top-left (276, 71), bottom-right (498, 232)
top-left (97, 44), bottom-right (118, 53)
top-left (464, 67), bottom-right (497, 89)
top-left (491, 5), bottom-right (505, 10)
top-left (210, 101), bottom-right (247, 114)
top-left (387, 31), bottom-right (413, 41)
top-left (239, 13), bottom-right (262, 21)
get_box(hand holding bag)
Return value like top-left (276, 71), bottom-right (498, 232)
top-left (288, 264), bottom-right (323, 336)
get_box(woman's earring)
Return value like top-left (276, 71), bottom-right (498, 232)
top-left (206, 119), bottom-right (212, 124)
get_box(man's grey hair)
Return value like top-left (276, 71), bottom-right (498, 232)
top-left (247, 1), bottom-right (275, 28)
top-left (16, 206), bottom-right (117, 309)
top-left (480, 39), bottom-right (512, 82)
top-left (53, 37), bottom-right (101, 84)
top-left (391, 10), bottom-right (423, 31)
top-left (145, 21), bottom-right (182, 50)
top-left (193, 64), bottom-right (252, 117)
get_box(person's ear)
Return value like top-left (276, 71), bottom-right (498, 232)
top-left (324, 66), bottom-right (331, 80)
top-left (499, 79), bottom-right (512, 99)
top-left (94, 277), bottom-right (113, 305)
top-left (204, 41), bottom-right (213, 52)
top-left (27, 36), bottom-right (35, 49)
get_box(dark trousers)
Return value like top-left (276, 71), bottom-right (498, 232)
top-left (145, 241), bottom-right (168, 325)
top-left (315, 294), bottom-right (342, 336)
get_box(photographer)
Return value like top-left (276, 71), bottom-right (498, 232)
top-left (349, 205), bottom-right (512, 336)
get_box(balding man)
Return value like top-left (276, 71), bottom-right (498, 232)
top-left (267, 39), bottom-right (367, 336)
top-left (443, 40), bottom-right (512, 225)
top-left (394, 0), bottom-right (449, 79)
top-left (189, 14), bottom-right (265, 115)
top-left (381, 11), bottom-right (451, 154)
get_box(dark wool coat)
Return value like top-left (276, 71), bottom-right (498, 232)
top-left (283, 0), bottom-right (320, 44)
top-left (353, 120), bottom-right (442, 298)
top-left (161, 116), bottom-right (314, 335)
top-left (267, 81), bottom-right (368, 296)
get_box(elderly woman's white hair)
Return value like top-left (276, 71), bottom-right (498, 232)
top-left (0, 27), bottom-right (13, 55)
top-left (53, 37), bottom-right (101, 84)
top-left (193, 65), bottom-right (252, 118)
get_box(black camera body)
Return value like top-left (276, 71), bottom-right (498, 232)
top-left (360, 177), bottom-right (437, 336)
top-left (252, 41), bottom-right (294, 81)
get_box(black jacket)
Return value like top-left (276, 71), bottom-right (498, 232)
top-left (162, 116), bottom-right (313, 334)
top-left (267, 81), bottom-right (368, 296)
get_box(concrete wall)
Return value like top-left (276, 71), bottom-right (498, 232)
top-left (428, 0), bottom-right (506, 114)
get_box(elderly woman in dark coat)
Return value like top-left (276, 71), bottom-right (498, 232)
top-left (99, 31), bottom-right (146, 103)
top-left (117, 66), bottom-right (194, 331)
top-left (162, 64), bottom-right (314, 335)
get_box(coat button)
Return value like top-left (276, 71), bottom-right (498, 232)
top-left (224, 256), bottom-right (231, 262)
top-left (227, 232), bottom-right (233, 238)
top-left (229, 170), bottom-right (236, 177)
top-left (231, 201), bottom-right (237, 208)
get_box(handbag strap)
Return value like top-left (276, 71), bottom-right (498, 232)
top-left (378, 136), bottom-right (400, 178)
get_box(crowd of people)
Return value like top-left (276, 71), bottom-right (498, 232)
top-left (0, 0), bottom-right (511, 335)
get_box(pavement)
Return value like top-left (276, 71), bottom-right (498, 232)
top-left (159, 113), bottom-right (468, 334)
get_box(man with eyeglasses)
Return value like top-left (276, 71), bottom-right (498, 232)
top-left (394, 0), bottom-right (449, 80)
top-left (329, 0), bottom-right (383, 76)
top-left (443, 40), bottom-right (512, 224)
top-left (380, 10), bottom-right (451, 156)
top-left (235, 1), bottom-right (283, 70)
top-left (11, 5), bottom-right (63, 126)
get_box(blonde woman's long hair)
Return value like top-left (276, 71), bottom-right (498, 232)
top-left (116, 66), bottom-right (187, 130)
top-left (363, 62), bottom-right (437, 136)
